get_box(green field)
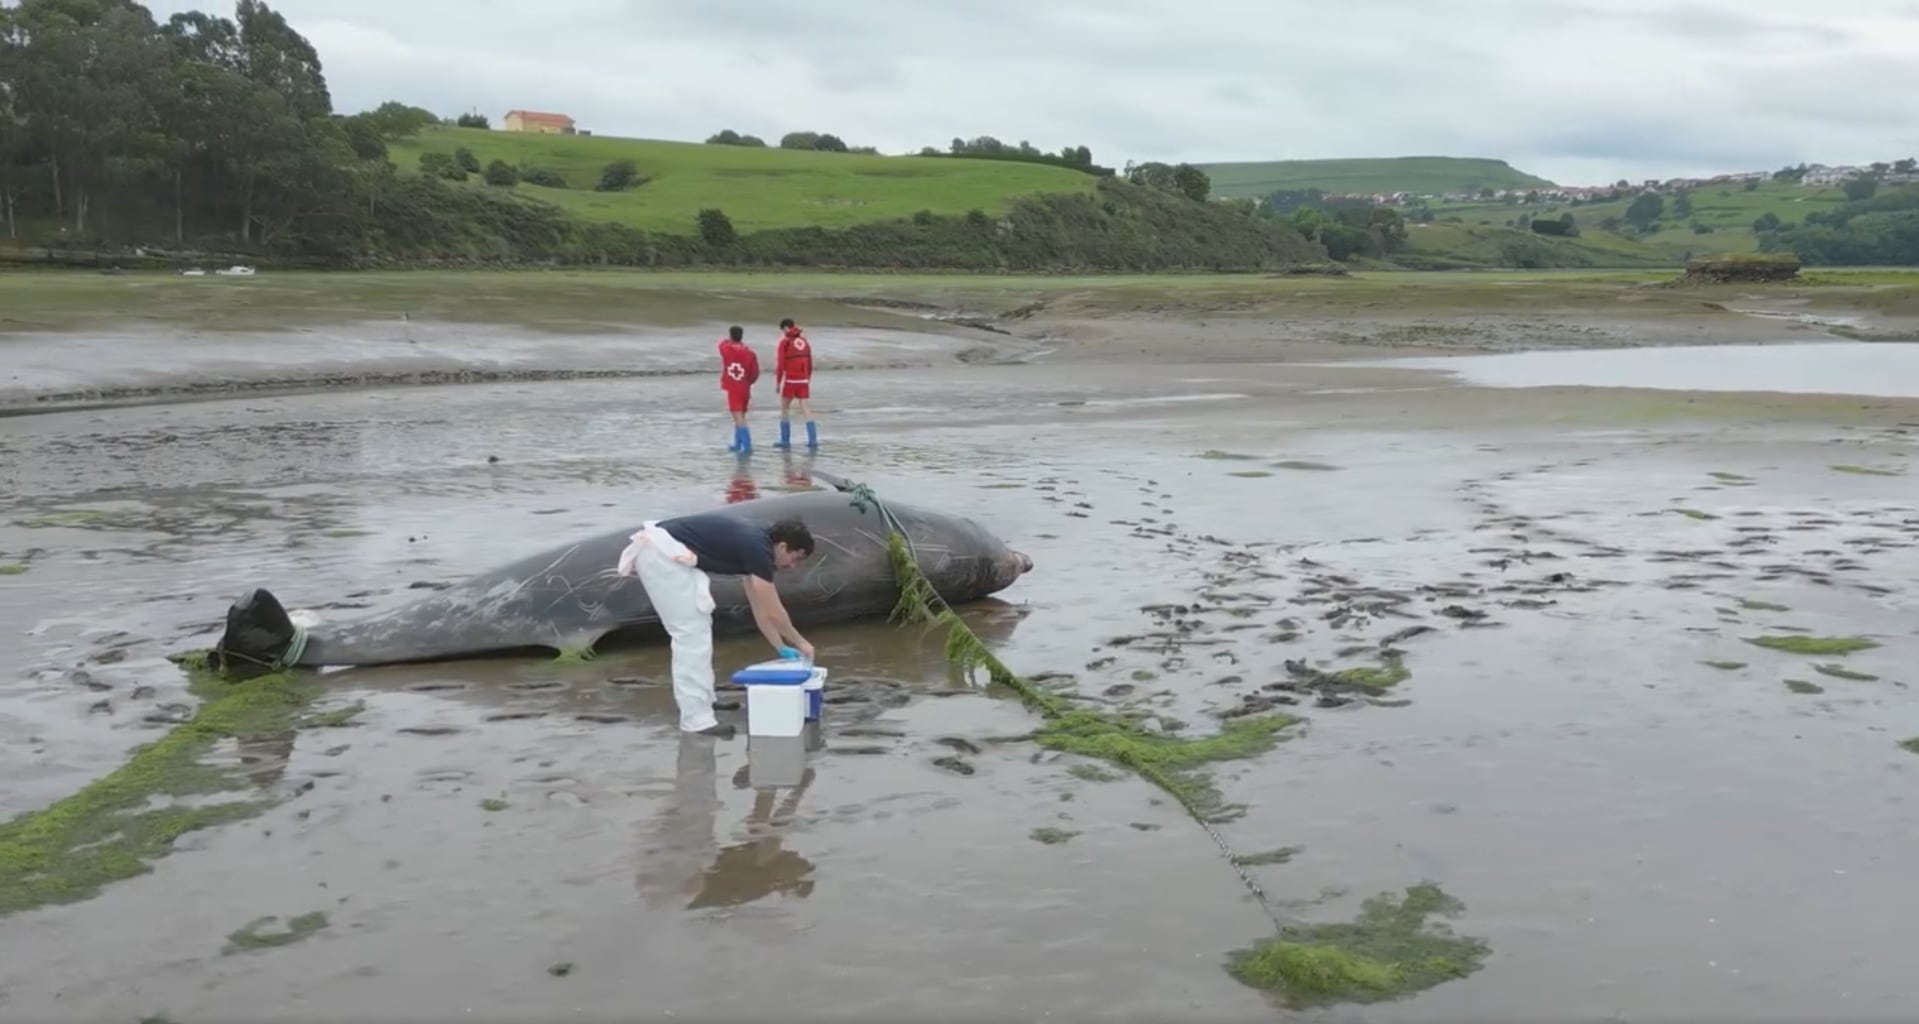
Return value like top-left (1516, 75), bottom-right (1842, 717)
top-left (9, 267), bottom-right (1914, 337)
top-left (1399, 222), bottom-right (1675, 269)
top-left (386, 126), bottom-right (1097, 235)
top-left (1197, 157), bottom-right (1557, 200)
top-left (1422, 178), bottom-right (1848, 262)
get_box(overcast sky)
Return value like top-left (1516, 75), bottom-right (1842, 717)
top-left (135, 0), bottom-right (1919, 186)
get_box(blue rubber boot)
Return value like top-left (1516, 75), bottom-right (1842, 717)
top-left (776, 419), bottom-right (791, 449)
top-left (738, 425), bottom-right (752, 454)
top-left (805, 420), bottom-right (819, 449)
top-left (727, 426), bottom-right (740, 452)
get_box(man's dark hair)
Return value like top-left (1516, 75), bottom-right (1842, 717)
top-left (728, 325), bottom-right (744, 341)
top-left (767, 517), bottom-right (813, 555)
top-left (779, 318), bottom-right (796, 330)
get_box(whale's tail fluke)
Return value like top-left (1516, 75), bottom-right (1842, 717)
top-left (209, 587), bottom-right (301, 679)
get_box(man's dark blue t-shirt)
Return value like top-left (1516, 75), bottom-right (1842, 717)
top-left (658, 513), bottom-right (776, 581)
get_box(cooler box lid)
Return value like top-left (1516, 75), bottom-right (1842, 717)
top-left (731, 661), bottom-right (814, 686)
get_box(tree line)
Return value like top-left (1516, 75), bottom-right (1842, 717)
top-left (1760, 186), bottom-right (1919, 265)
top-left (706, 129), bottom-right (1118, 178)
top-left (0, 0), bottom-right (1330, 271)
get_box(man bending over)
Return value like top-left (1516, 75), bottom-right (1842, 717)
top-left (618, 513), bottom-right (817, 738)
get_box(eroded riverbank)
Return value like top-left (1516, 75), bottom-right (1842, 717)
top-left (6, 268), bottom-right (1918, 416)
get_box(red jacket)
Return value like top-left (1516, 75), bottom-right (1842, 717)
top-left (718, 338), bottom-right (759, 391)
top-left (776, 328), bottom-right (813, 386)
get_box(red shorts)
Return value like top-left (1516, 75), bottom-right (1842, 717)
top-left (780, 381), bottom-right (810, 400)
top-left (724, 389), bottom-right (750, 413)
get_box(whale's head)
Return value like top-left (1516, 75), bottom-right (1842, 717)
top-left (895, 504), bottom-right (1034, 601)
top-left (991, 546), bottom-right (1035, 592)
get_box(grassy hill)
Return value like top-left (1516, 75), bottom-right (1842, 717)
top-left (1422, 178), bottom-right (1847, 262)
top-left (1395, 222), bottom-right (1674, 270)
top-left (387, 126), bottom-right (1098, 236)
top-left (1198, 157), bottom-right (1557, 199)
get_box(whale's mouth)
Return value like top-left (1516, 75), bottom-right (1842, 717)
top-left (1015, 550), bottom-right (1034, 575)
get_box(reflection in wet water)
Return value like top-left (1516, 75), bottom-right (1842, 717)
top-left (636, 730), bottom-right (823, 913)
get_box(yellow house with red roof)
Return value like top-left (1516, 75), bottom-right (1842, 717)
top-left (503, 110), bottom-right (576, 135)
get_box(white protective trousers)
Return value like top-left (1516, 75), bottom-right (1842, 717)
top-left (617, 522), bottom-right (720, 733)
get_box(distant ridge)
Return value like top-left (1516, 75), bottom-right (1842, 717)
top-left (1196, 156), bottom-right (1558, 199)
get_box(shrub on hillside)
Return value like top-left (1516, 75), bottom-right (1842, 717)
top-left (706, 129), bottom-right (767, 147)
top-left (418, 151), bottom-right (466, 181)
top-left (697, 208), bottom-right (737, 247)
top-left (483, 160), bottom-right (519, 187)
top-left (596, 160), bottom-right (647, 192)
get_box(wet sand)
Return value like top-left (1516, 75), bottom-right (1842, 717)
top-left (3, 273), bottom-right (1919, 1021)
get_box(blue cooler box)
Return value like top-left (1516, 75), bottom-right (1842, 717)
top-left (731, 660), bottom-right (827, 721)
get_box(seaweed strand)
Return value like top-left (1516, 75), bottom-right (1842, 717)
top-left (870, 495), bottom-right (1297, 928)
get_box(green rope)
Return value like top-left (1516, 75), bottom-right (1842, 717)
top-left (211, 624), bottom-right (308, 678)
top-left (823, 472), bottom-right (1293, 929)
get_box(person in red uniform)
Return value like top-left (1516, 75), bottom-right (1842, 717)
top-left (717, 325), bottom-right (760, 453)
top-left (773, 317), bottom-right (819, 450)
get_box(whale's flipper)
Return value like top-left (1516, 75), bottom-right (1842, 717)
top-left (210, 587), bottom-right (300, 679)
top-left (809, 469), bottom-right (854, 491)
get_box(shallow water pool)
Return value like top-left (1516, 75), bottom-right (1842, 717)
top-left (1366, 341), bottom-right (1919, 399)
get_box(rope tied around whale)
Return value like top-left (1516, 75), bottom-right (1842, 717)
top-left (832, 474), bottom-right (1291, 931)
top-left (214, 623), bottom-right (309, 675)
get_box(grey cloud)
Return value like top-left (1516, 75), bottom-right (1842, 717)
top-left (135, 0), bottom-right (1919, 183)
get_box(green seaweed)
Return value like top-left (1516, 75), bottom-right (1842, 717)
top-left (1738, 598), bottom-right (1791, 612)
top-left (1229, 470), bottom-right (1275, 478)
top-left (1743, 635), bottom-right (1880, 656)
top-left (1329, 658), bottom-right (1412, 693)
top-left (1033, 710), bottom-right (1301, 823)
top-left (223, 910), bottom-right (329, 954)
top-left (299, 701), bottom-right (366, 729)
top-left (1702, 660), bottom-right (1747, 671)
top-left (480, 795), bottom-right (509, 812)
top-left (1232, 846), bottom-right (1303, 867)
top-left (1030, 827), bottom-right (1079, 845)
top-left (1830, 464), bottom-right (1903, 477)
top-left (1672, 508), bottom-right (1719, 520)
top-left (321, 529), bottom-right (373, 538)
top-left (1199, 450), bottom-right (1261, 460)
top-left (1813, 663), bottom-right (1879, 681)
top-left (552, 645), bottom-right (598, 664)
top-left (0, 564), bottom-right (27, 575)
top-left (1272, 460), bottom-right (1339, 471)
top-left (1784, 680), bottom-right (1825, 695)
top-left (0, 667), bottom-right (322, 917)
top-left (1068, 764), bottom-right (1124, 783)
top-left (882, 529), bottom-right (1302, 825)
top-left (1899, 738), bottom-right (1919, 756)
top-left (1708, 471), bottom-right (1752, 482)
top-left (548, 962), bottom-right (575, 977)
top-left (1225, 882), bottom-right (1490, 1009)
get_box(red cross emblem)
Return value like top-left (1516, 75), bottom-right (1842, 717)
top-left (725, 362), bottom-right (746, 381)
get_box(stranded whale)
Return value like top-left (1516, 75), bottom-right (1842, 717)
top-left (207, 483), bottom-right (1033, 678)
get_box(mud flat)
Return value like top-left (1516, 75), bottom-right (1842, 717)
top-left (2, 274), bottom-right (1918, 1020)
top-left (6, 268), bottom-right (1918, 415)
